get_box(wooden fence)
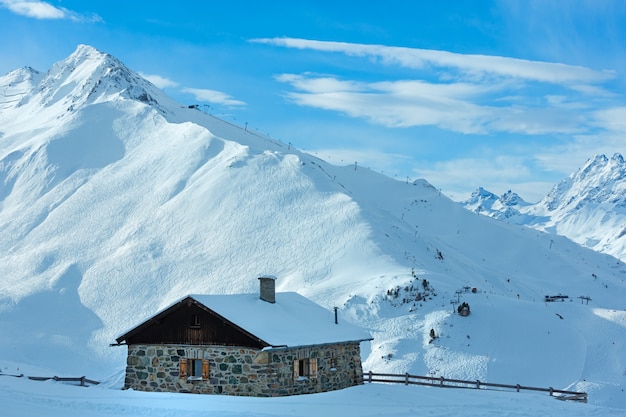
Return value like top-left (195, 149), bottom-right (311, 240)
top-left (365, 372), bottom-right (587, 403)
top-left (0, 372), bottom-right (99, 387)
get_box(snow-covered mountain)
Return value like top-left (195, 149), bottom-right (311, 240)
top-left (463, 153), bottom-right (626, 261)
top-left (1, 45), bottom-right (626, 410)
top-left (464, 187), bottom-right (531, 221)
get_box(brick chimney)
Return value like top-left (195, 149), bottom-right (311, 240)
top-left (258, 276), bottom-right (276, 303)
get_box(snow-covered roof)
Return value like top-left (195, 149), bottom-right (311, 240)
top-left (116, 292), bottom-right (372, 348)
top-left (187, 292), bottom-right (371, 348)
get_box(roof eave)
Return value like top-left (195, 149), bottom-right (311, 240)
top-left (262, 337), bottom-right (373, 351)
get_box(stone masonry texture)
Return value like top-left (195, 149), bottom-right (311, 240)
top-left (123, 342), bottom-right (364, 396)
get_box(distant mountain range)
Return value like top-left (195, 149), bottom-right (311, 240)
top-left (463, 153), bottom-right (626, 261)
top-left (1, 45), bottom-right (625, 407)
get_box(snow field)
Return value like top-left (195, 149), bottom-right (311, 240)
top-left (0, 366), bottom-right (620, 417)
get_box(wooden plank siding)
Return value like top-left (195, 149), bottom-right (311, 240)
top-left (118, 298), bottom-right (267, 348)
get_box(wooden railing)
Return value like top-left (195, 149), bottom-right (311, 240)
top-left (365, 372), bottom-right (587, 403)
top-left (0, 372), bottom-right (99, 387)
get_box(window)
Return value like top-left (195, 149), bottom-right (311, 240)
top-left (329, 357), bottom-right (337, 371)
top-left (190, 315), bottom-right (201, 328)
top-left (179, 358), bottom-right (209, 381)
top-left (293, 358), bottom-right (317, 380)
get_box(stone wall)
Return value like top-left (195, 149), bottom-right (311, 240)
top-left (123, 342), bottom-right (364, 396)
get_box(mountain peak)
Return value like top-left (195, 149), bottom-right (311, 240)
top-left (463, 186), bottom-right (527, 220)
top-left (467, 186), bottom-right (497, 202)
top-left (0, 66), bottom-right (43, 112)
top-left (588, 153), bottom-right (608, 165)
top-left (71, 44), bottom-right (107, 60)
top-left (500, 189), bottom-right (526, 206)
top-left (463, 187), bottom-right (495, 211)
top-left (8, 44), bottom-right (168, 116)
top-left (571, 153), bottom-right (625, 188)
top-left (47, 44), bottom-right (113, 80)
top-left (463, 151), bottom-right (626, 262)
top-left (578, 153), bottom-right (625, 176)
top-left (540, 153), bottom-right (626, 210)
top-left (4, 65), bottom-right (41, 78)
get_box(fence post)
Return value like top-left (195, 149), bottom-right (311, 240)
top-left (80, 376), bottom-right (86, 387)
top-left (362, 371), bottom-right (586, 402)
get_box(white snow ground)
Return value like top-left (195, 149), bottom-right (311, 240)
top-left (1, 45), bottom-right (626, 415)
top-left (1, 365), bottom-right (621, 417)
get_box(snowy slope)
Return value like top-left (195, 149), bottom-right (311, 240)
top-left (1, 45), bottom-right (625, 411)
top-left (463, 153), bottom-right (626, 261)
top-left (0, 66), bottom-right (42, 112)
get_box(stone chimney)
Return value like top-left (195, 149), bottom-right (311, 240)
top-left (258, 276), bottom-right (276, 303)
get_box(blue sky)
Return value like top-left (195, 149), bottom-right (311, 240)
top-left (1, 1), bottom-right (625, 201)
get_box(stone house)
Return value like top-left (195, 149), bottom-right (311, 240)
top-left (114, 276), bottom-right (372, 396)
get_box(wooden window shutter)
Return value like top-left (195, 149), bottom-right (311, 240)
top-left (179, 358), bottom-right (187, 378)
top-left (293, 360), bottom-right (300, 379)
top-left (309, 358), bottom-right (317, 378)
top-left (202, 359), bottom-right (210, 380)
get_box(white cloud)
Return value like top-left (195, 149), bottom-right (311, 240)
top-left (138, 72), bottom-right (179, 89)
top-left (252, 37), bottom-right (614, 85)
top-left (277, 74), bottom-right (489, 132)
top-left (0, 0), bottom-right (101, 22)
top-left (592, 107), bottom-right (626, 132)
top-left (182, 87), bottom-right (246, 108)
top-left (0, 0), bottom-right (63, 19)
top-left (488, 106), bottom-right (588, 135)
top-left (276, 73), bottom-right (365, 94)
top-left (277, 74), bottom-right (587, 135)
top-left (252, 38), bottom-right (623, 136)
top-left (415, 156), bottom-right (531, 184)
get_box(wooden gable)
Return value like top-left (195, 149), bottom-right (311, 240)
top-left (116, 296), bottom-right (268, 348)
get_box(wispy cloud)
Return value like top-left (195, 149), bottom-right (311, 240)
top-left (182, 87), bottom-right (246, 108)
top-left (254, 37), bottom-right (619, 137)
top-left (592, 107), bottom-right (626, 132)
top-left (138, 72), bottom-right (179, 89)
top-left (415, 155), bottom-right (531, 185)
top-left (252, 37), bottom-right (614, 85)
top-left (276, 74), bottom-right (588, 134)
top-left (135, 73), bottom-right (246, 109)
top-left (0, 0), bottom-right (101, 22)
